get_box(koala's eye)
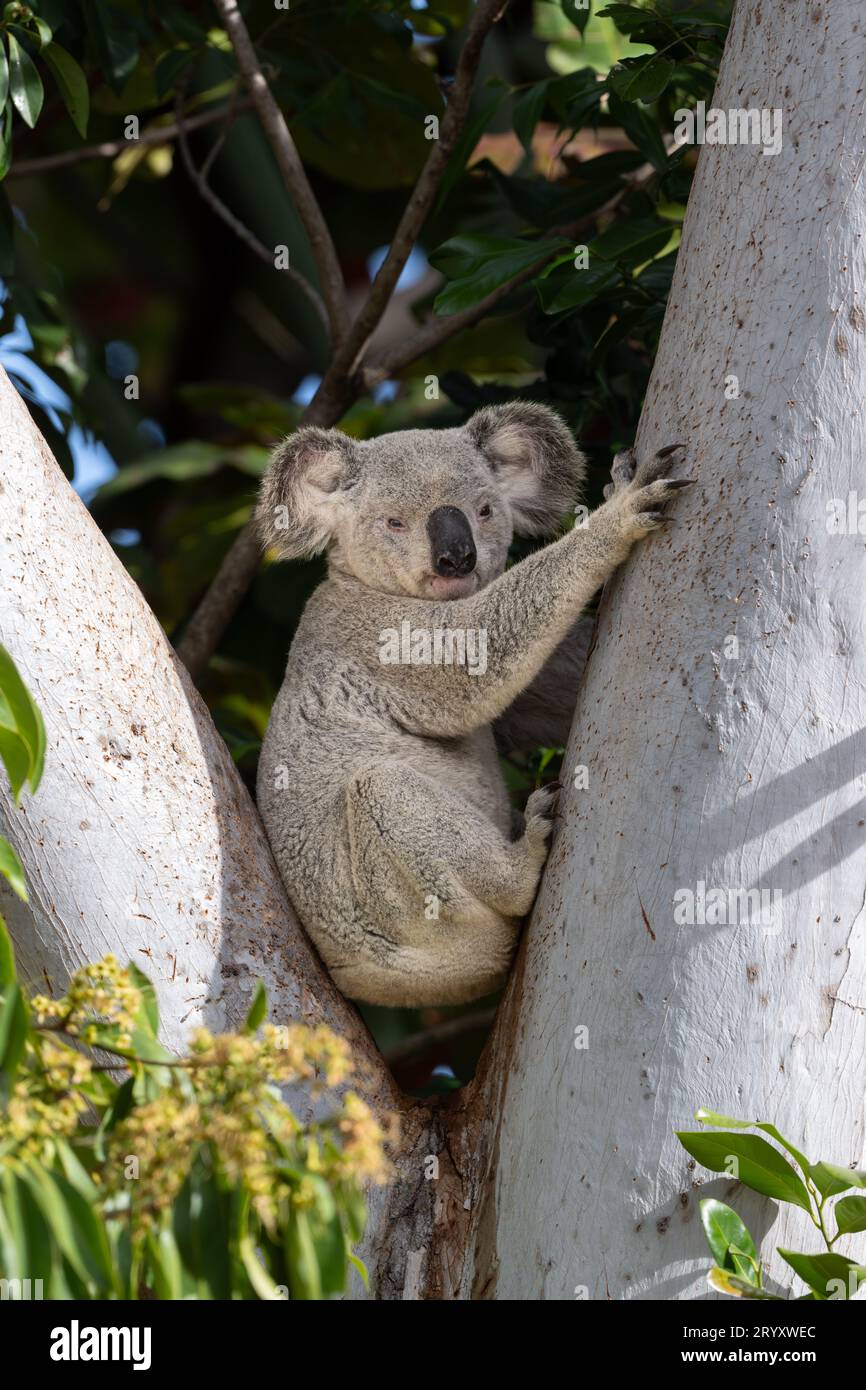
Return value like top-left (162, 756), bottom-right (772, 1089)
top-left (478, 503), bottom-right (492, 519)
top-left (386, 517), bottom-right (406, 531)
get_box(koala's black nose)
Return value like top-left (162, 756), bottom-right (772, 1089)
top-left (427, 506), bottom-right (477, 577)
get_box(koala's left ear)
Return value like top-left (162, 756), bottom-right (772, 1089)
top-left (466, 402), bottom-right (586, 536)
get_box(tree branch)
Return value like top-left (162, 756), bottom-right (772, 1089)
top-left (329, 0), bottom-right (511, 378)
top-left (8, 97), bottom-right (256, 177)
top-left (212, 0), bottom-right (349, 344)
top-left (362, 252), bottom-right (554, 387)
top-left (174, 91), bottom-right (329, 333)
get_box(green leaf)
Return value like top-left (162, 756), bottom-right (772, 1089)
top-left (778, 1249), bottom-right (866, 1301)
top-left (172, 1161), bottom-right (233, 1299)
top-left (0, 837), bottom-right (26, 901)
top-left (808, 1161), bottom-right (866, 1199)
top-left (18, 1165), bottom-right (112, 1293)
top-left (536, 259), bottom-right (620, 313)
top-left (0, 43), bottom-right (8, 111)
top-left (548, 67), bottom-right (603, 131)
top-left (305, 1175), bottom-right (347, 1297)
top-left (699, 1198), bottom-right (757, 1275)
top-left (0, 912), bottom-right (15, 988)
top-left (513, 80), bottom-right (549, 153)
top-left (1, 1166), bottom-right (54, 1287)
top-left (0, 980), bottom-right (29, 1094)
top-left (286, 1207), bottom-right (322, 1300)
top-left (436, 92), bottom-right (502, 210)
top-left (126, 960), bottom-right (159, 1038)
top-left (707, 1266), bottom-right (783, 1300)
top-left (0, 100), bottom-right (12, 182)
top-left (146, 1226), bottom-right (185, 1300)
top-left (430, 234), bottom-right (567, 316)
top-left (676, 1131), bottom-right (813, 1212)
top-left (96, 441), bottom-right (268, 498)
top-left (596, 4), bottom-right (658, 36)
top-left (7, 32), bottom-right (43, 128)
top-left (608, 91), bottom-right (668, 170)
top-left (591, 216), bottom-right (672, 268)
top-left (154, 47), bottom-right (195, 100)
top-left (0, 726), bottom-right (29, 802)
top-left (0, 643), bottom-right (46, 799)
top-left (694, 1110), bottom-right (810, 1173)
top-left (243, 981), bottom-right (267, 1035)
top-left (42, 43), bottom-right (89, 138)
top-left (608, 54), bottom-right (674, 103)
top-left (563, 0), bottom-right (592, 35)
top-left (239, 1235), bottom-right (286, 1300)
top-left (834, 1195), bottom-right (866, 1236)
top-left (82, 0), bottom-right (140, 93)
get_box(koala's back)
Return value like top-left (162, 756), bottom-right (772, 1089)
top-left (257, 581), bottom-right (512, 997)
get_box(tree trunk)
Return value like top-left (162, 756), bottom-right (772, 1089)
top-left (455, 0), bottom-right (866, 1299)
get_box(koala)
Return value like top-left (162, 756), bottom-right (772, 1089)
top-left (255, 403), bottom-right (689, 1008)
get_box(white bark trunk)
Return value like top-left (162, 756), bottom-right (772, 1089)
top-left (0, 370), bottom-right (391, 1125)
top-left (467, 0), bottom-right (866, 1299)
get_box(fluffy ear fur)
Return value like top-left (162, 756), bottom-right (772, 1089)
top-left (466, 402), bottom-right (586, 536)
top-left (256, 427), bottom-right (360, 560)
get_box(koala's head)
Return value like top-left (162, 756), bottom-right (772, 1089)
top-left (256, 402), bottom-right (585, 601)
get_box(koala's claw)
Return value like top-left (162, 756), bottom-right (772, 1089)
top-left (656, 441), bottom-right (687, 458)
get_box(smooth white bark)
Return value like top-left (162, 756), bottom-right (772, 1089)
top-left (482, 0), bottom-right (866, 1299)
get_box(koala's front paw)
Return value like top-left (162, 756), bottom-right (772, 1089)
top-left (602, 442), bottom-right (694, 542)
top-left (524, 780), bottom-right (561, 852)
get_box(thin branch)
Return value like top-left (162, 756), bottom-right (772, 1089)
top-left (330, 0), bottom-right (511, 378)
top-left (362, 252), bottom-right (554, 386)
top-left (212, 0), bottom-right (349, 343)
top-left (384, 1009), bottom-right (496, 1067)
top-left (8, 98), bottom-right (256, 177)
top-left (174, 91), bottom-right (329, 332)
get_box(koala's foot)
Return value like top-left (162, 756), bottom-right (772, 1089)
top-left (601, 442), bottom-right (694, 545)
top-left (524, 779), bottom-right (562, 851)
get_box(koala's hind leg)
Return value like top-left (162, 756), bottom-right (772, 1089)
top-left (346, 763), bottom-right (558, 923)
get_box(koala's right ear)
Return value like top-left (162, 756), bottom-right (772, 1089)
top-left (256, 427), bottom-right (360, 560)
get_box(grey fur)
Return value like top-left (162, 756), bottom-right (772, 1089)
top-left (256, 408), bottom-right (689, 1006)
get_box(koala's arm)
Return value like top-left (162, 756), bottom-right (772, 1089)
top-left (493, 614), bottom-right (594, 754)
top-left (376, 446), bottom-right (690, 739)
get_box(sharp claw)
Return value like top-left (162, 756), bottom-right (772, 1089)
top-left (656, 442), bottom-right (687, 457)
top-left (667, 477), bottom-right (696, 489)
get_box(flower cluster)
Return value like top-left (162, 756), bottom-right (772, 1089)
top-left (103, 1021), bottom-right (390, 1232)
top-left (30, 953), bottom-right (140, 1047)
top-left (2, 953), bottom-right (394, 1294)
